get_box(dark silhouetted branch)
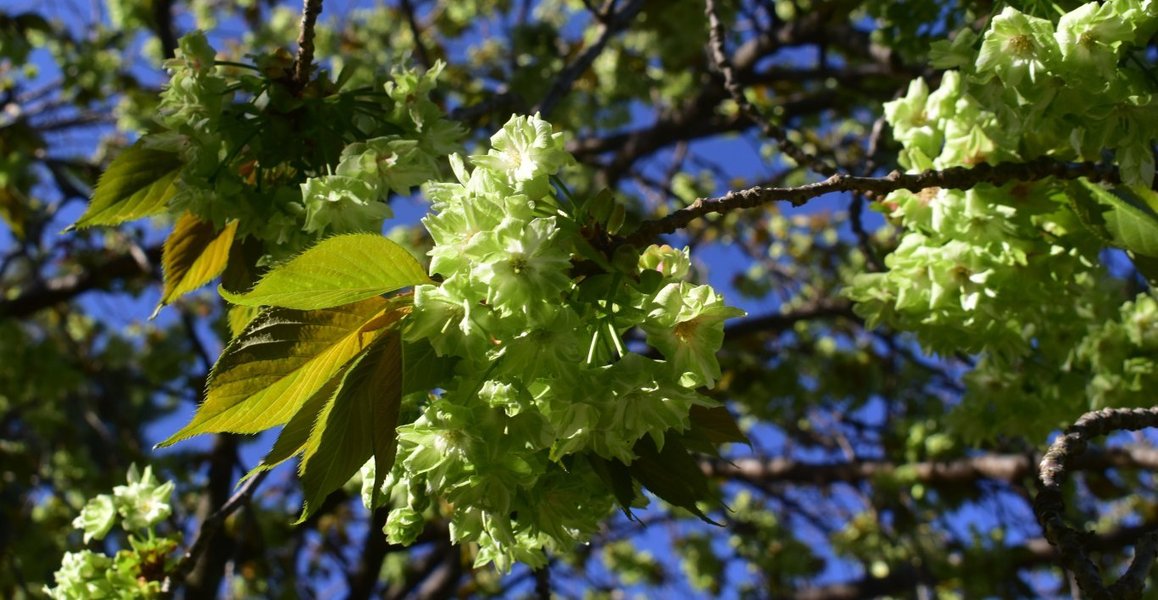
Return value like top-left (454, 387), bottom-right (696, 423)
top-left (0, 245), bottom-right (162, 319)
top-left (291, 0), bottom-right (324, 93)
top-left (1034, 407), bottom-right (1158, 600)
top-left (168, 437), bottom-right (264, 597)
top-left (705, 0), bottom-right (836, 176)
top-left (708, 445), bottom-right (1158, 487)
top-left (534, 0), bottom-right (645, 118)
top-left (624, 158), bottom-right (1120, 246)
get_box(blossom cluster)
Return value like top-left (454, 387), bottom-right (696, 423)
top-left (363, 114), bottom-right (743, 569)
top-left (152, 32), bottom-right (462, 257)
top-left (45, 466), bottom-right (177, 599)
top-left (847, 1), bottom-right (1158, 437)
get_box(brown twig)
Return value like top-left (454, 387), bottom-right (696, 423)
top-left (398, 0), bottom-right (432, 70)
top-left (0, 245), bottom-right (163, 319)
top-left (165, 470), bottom-right (269, 592)
top-left (705, 0), bottom-right (837, 176)
top-left (533, 0), bottom-right (645, 118)
top-left (1034, 407), bottom-right (1158, 600)
top-left (291, 0), bottom-right (324, 94)
top-left (623, 157), bottom-right (1120, 247)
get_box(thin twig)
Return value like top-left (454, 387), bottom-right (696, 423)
top-left (1034, 407), bottom-right (1158, 600)
top-left (291, 0), bottom-right (324, 93)
top-left (705, 0), bottom-right (836, 176)
top-left (398, 0), bottom-right (431, 70)
top-left (623, 157), bottom-right (1121, 246)
top-left (533, 562), bottom-right (551, 600)
top-left (533, 0), bottom-right (644, 118)
top-left (165, 470), bottom-right (269, 591)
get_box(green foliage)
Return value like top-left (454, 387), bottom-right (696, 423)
top-left (160, 297), bottom-right (396, 443)
top-left (71, 143), bottom-right (181, 229)
top-left (220, 233), bottom-right (429, 309)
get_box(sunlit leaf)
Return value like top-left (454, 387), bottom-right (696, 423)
top-left (298, 328), bottom-right (404, 521)
top-left (154, 214), bottom-right (238, 316)
top-left (226, 304), bottom-right (262, 340)
top-left (158, 297), bottom-right (392, 446)
top-left (1071, 180), bottom-right (1158, 257)
top-left (71, 141), bottom-right (182, 229)
top-left (220, 233), bottom-right (431, 309)
top-left (239, 372), bottom-right (345, 484)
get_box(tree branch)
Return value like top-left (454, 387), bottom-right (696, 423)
top-left (1034, 407), bottom-right (1158, 600)
top-left (346, 508), bottom-right (394, 600)
top-left (534, 0), bottom-right (645, 118)
top-left (167, 450), bottom-right (266, 594)
top-left (398, 0), bottom-right (432, 70)
top-left (724, 298), bottom-right (856, 339)
top-left (705, 0), bottom-right (836, 176)
top-left (0, 245), bottom-right (162, 319)
top-left (706, 445), bottom-right (1158, 488)
top-left (623, 158), bottom-right (1121, 246)
top-left (291, 0), bottom-right (324, 93)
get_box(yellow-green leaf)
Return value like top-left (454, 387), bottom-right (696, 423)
top-left (240, 368), bottom-right (348, 484)
top-left (298, 328), bottom-right (403, 521)
top-left (220, 233), bottom-right (431, 310)
top-left (72, 141), bottom-right (182, 229)
top-left (158, 297), bottom-right (391, 446)
top-left (226, 304), bottom-right (262, 340)
top-left (155, 214), bottom-right (238, 315)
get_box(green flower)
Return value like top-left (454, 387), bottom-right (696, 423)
top-left (300, 175), bottom-right (392, 234)
top-left (473, 217), bottom-right (573, 324)
top-left (384, 507), bottom-right (425, 545)
top-left (1056, 2), bottom-right (1132, 76)
top-left (166, 30), bottom-right (216, 75)
top-left (642, 282), bottom-right (745, 388)
top-left (470, 113), bottom-right (571, 196)
top-left (638, 244), bottom-right (691, 279)
top-left (336, 137), bottom-right (440, 196)
top-left (44, 551), bottom-right (120, 599)
top-left (72, 494), bottom-right (116, 543)
top-left (112, 465), bottom-right (174, 531)
top-left (976, 7), bottom-right (1060, 88)
top-left (407, 279), bottom-right (496, 359)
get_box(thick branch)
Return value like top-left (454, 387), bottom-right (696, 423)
top-left (0, 245), bottom-right (161, 319)
top-left (624, 158), bottom-right (1120, 246)
top-left (724, 298), bottom-right (856, 339)
top-left (705, 446), bottom-right (1158, 488)
top-left (169, 437), bottom-right (263, 596)
top-left (291, 0), bottom-right (324, 93)
top-left (398, 0), bottom-right (431, 70)
top-left (1034, 407), bottom-right (1158, 600)
top-left (346, 509), bottom-right (394, 600)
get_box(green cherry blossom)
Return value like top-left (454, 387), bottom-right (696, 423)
top-left (976, 7), bottom-right (1060, 89)
top-left (72, 494), bottom-right (117, 543)
top-left (643, 282), bottom-right (746, 388)
top-left (112, 465), bottom-right (175, 531)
